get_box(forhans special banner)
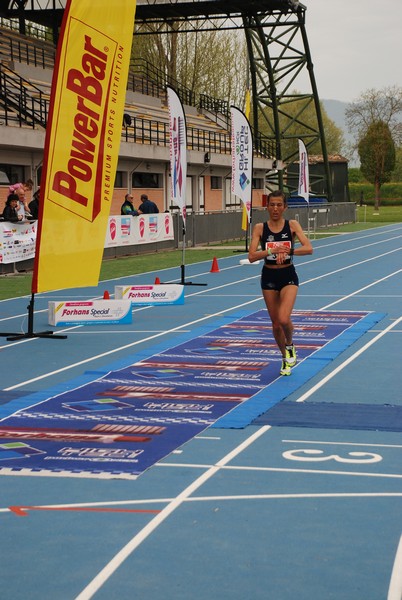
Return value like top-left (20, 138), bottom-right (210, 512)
top-left (231, 106), bottom-right (253, 224)
top-left (32, 0), bottom-right (137, 293)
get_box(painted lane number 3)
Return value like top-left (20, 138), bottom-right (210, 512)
top-left (283, 449), bottom-right (382, 464)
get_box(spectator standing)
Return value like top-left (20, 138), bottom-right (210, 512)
top-left (29, 188), bottom-right (40, 220)
top-left (137, 194), bottom-right (159, 214)
top-left (9, 179), bottom-right (33, 219)
top-left (121, 193), bottom-right (139, 216)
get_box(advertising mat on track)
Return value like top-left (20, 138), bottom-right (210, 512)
top-left (0, 310), bottom-right (381, 480)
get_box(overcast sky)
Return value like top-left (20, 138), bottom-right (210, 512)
top-left (303, 0), bottom-right (402, 103)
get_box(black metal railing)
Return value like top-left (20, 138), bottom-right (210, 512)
top-left (0, 67), bottom-right (49, 127)
top-left (127, 58), bottom-right (197, 107)
top-left (199, 94), bottom-right (230, 117)
top-left (0, 23), bottom-right (55, 69)
top-left (0, 73), bottom-right (274, 159)
top-left (7, 35), bottom-right (55, 69)
top-left (0, 22), bottom-right (276, 160)
top-left (0, 23), bottom-right (233, 123)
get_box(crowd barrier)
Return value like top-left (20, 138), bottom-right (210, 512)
top-left (0, 203), bottom-right (355, 272)
top-left (0, 213), bottom-right (174, 266)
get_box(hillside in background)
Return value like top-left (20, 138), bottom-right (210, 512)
top-left (322, 99), bottom-right (354, 146)
top-left (322, 99), bottom-right (358, 165)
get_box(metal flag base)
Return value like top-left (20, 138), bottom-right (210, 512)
top-left (160, 225), bottom-right (207, 286)
top-left (178, 263), bottom-right (207, 286)
top-left (0, 294), bottom-right (67, 341)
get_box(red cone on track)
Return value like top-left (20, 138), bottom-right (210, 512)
top-left (210, 257), bottom-right (220, 273)
top-left (154, 277), bottom-right (161, 284)
top-left (103, 290), bottom-right (110, 299)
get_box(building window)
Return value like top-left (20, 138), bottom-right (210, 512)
top-left (210, 176), bottom-right (222, 190)
top-left (114, 171), bottom-right (123, 188)
top-left (252, 177), bottom-right (264, 189)
top-left (132, 172), bottom-right (162, 188)
top-left (0, 164), bottom-right (26, 186)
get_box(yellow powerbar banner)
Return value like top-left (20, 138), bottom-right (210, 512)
top-left (32, 0), bottom-right (136, 293)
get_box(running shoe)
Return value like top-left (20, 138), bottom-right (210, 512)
top-left (285, 344), bottom-right (297, 367)
top-left (280, 359), bottom-right (291, 376)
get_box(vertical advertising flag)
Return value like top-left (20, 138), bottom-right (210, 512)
top-left (298, 138), bottom-right (310, 203)
top-left (167, 86), bottom-right (187, 224)
top-left (241, 89), bottom-right (251, 231)
top-left (32, 0), bottom-right (137, 293)
top-left (231, 106), bottom-right (253, 223)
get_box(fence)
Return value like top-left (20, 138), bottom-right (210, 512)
top-left (0, 203), bottom-right (356, 274)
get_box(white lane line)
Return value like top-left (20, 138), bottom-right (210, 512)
top-left (320, 269), bottom-right (402, 310)
top-left (388, 534), bottom-right (402, 600)
top-left (0, 498), bottom-right (173, 513)
top-left (185, 246), bottom-right (401, 296)
top-left (74, 425), bottom-right (271, 600)
top-left (2, 242), bottom-right (400, 388)
top-left (295, 316), bottom-right (402, 403)
top-left (2, 237), bottom-right (401, 322)
top-left (2, 245), bottom-right (398, 354)
top-left (3, 252), bottom-right (400, 387)
top-left (283, 440), bottom-right (402, 449)
top-left (299, 247), bottom-right (401, 285)
top-left (158, 463), bottom-right (402, 479)
top-left (312, 227), bottom-right (402, 250)
top-left (174, 239), bottom-right (402, 282)
top-left (2, 490), bottom-right (401, 516)
top-left (186, 492), bottom-right (402, 501)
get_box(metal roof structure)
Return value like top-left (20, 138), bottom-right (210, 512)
top-left (0, 0), bottom-right (332, 197)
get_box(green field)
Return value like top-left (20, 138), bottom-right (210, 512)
top-left (1, 205), bottom-right (400, 301)
top-left (0, 247), bottom-right (242, 301)
top-left (316, 205), bottom-right (402, 234)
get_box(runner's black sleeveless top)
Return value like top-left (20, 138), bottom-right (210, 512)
top-left (260, 220), bottom-right (294, 266)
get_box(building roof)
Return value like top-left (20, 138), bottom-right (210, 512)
top-left (308, 154), bottom-right (349, 165)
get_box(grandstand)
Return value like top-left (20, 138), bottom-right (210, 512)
top-left (0, 19), bottom-right (274, 216)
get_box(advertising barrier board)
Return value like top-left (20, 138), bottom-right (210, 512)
top-left (1, 214), bottom-right (174, 264)
top-left (115, 284), bottom-right (184, 306)
top-left (105, 213), bottom-right (174, 248)
top-left (48, 300), bottom-right (132, 326)
top-left (0, 221), bottom-right (37, 264)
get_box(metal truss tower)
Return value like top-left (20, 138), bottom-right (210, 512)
top-left (0, 0), bottom-right (333, 198)
top-left (242, 6), bottom-right (332, 196)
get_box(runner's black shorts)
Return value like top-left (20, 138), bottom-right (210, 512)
top-left (260, 264), bottom-right (299, 291)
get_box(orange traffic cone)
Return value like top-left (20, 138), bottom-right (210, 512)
top-left (103, 290), bottom-right (110, 299)
top-left (210, 257), bottom-right (219, 273)
top-left (154, 276), bottom-right (161, 284)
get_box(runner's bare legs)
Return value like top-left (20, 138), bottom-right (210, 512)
top-left (263, 285), bottom-right (298, 357)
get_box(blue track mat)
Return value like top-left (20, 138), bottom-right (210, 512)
top-left (0, 310), bottom-right (382, 479)
top-left (253, 401), bottom-right (402, 431)
top-left (214, 310), bottom-right (383, 428)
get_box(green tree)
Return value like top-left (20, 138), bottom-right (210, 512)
top-left (348, 168), bottom-right (367, 183)
top-left (358, 120), bottom-right (396, 211)
top-left (391, 146), bottom-right (402, 182)
top-left (257, 95), bottom-right (345, 160)
top-left (345, 86), bottom-right (402, 145)
top-left (132, 24), bottom-right (248, 108)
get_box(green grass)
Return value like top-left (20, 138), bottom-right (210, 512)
top-left (316, 205), bottom-right (402, 235)
top-left (0, 246), bottom-right (245, 301)
top-left (356, 204), bottom-right (402, 223)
